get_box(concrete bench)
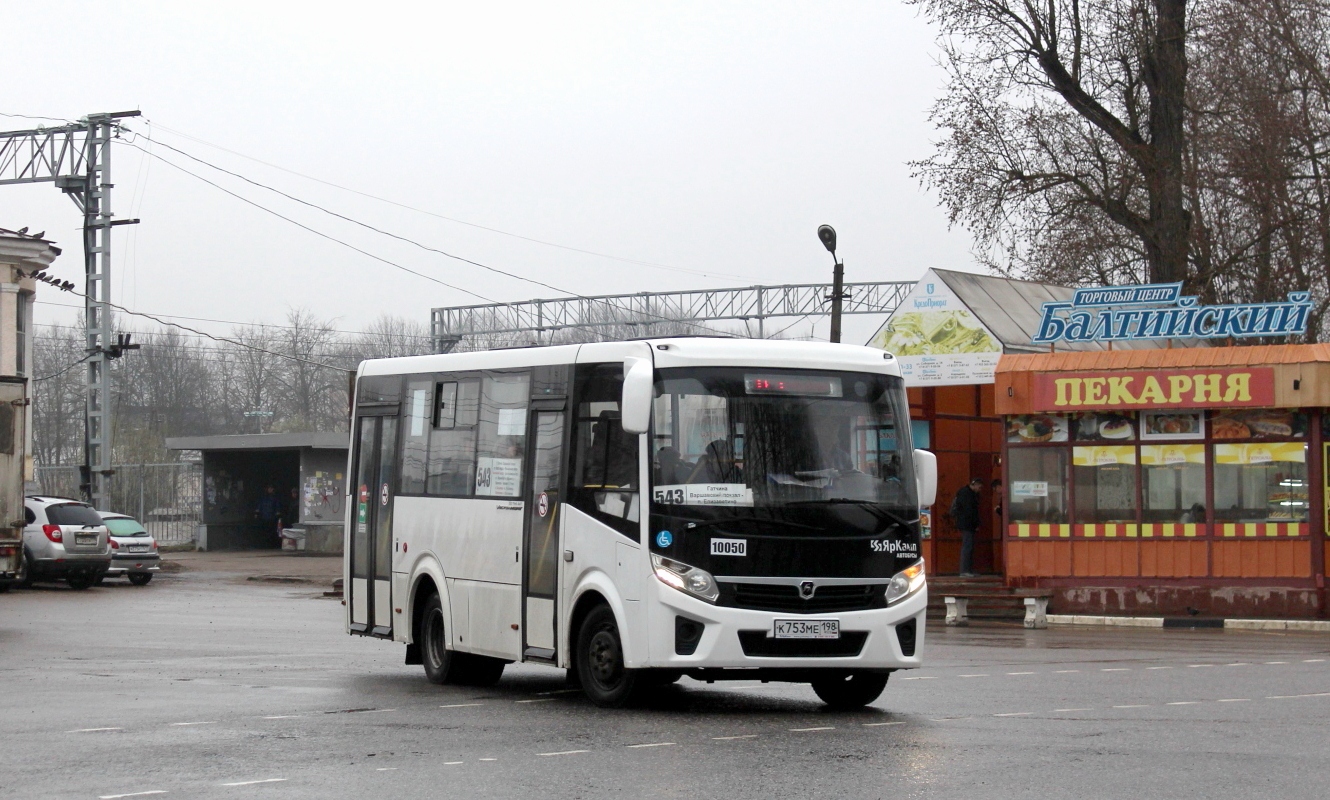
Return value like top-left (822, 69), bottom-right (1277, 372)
top-left (1014, 589), bottom-right (1054, 629)
top-left (943, 590), bottom-right (1054, 629)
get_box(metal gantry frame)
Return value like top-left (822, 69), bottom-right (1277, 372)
top-left (430, 281), bottom-right (915, 353)
top-left (0, 111), bottom-right (141, 509)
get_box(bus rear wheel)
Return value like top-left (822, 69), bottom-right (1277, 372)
top-left (576, 604), bottom-right (640, 708)
top-left (811, 672), bottom-right (889, 710)
top-left (420, 592), bottom-right (456, 685)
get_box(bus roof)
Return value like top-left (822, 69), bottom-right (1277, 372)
top-left (359, 337), bottom-right (903, 378)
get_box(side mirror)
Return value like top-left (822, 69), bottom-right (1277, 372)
top-left (621, 356), bottom-right (654, 435)
top-left (913, 449), bottom-right (937, 508)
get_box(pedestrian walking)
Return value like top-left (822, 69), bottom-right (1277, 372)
top-left (950, 478), bottom-right (985, 577)
top-left (255, 485), bottom-right (283, 544)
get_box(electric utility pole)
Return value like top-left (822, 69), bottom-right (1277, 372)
top-left (0, 110), bottom-right (141, 509)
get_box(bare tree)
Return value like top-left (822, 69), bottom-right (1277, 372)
top-left (912, 0), bottom-right (1192, 285)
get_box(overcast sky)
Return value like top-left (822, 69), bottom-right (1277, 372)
top-left (2, 1), bottom-right (975, 346)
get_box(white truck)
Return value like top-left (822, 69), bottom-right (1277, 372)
top-left (0, 376), bottom-right (27, 591)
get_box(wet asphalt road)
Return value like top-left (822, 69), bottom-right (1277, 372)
top-left (2, 568), bottom-right (1328, 800)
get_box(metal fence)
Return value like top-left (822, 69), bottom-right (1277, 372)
top-left (34, 462), bottom-right (203, 545)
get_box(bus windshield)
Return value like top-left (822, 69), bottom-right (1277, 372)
top-left (651, 367), bottom-right (917, 516)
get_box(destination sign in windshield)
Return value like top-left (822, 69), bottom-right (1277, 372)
top-left (744, 374), bottom-right (843, 397)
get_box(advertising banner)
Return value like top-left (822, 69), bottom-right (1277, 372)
top-left (868, 270), bottom-right (1002, 386)
top-left (1032, 368), bottom-right (1275, 411)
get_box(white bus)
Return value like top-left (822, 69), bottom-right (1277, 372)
top-left (344, 337), bottom-right (936, 708)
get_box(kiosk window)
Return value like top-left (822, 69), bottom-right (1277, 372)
top-left (1072, 446), bottom-right (1137, 524)
top-left (1214, 443), bottom-right (1308, 523)
top-left (1008, 448), bottom-right (1067, 523)
top-left (1140, 445), bottom-right (1206, 523)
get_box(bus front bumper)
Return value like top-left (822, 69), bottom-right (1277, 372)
top-left (647, 579), bottom-right (927, 672)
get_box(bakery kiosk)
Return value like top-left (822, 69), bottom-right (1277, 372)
top-left (995, 288), bottom-right (1327, 616)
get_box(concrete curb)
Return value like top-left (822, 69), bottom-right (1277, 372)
top-left (1047, 614), bottom-right (1330, 632)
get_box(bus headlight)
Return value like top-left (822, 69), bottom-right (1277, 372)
top-left (652, 554), bottom-right (719, 603)
top-left (885, 561), bottom-right (925, 605)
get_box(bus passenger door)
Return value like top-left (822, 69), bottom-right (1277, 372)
top-left (522, 408), bottom-right (564, 660)
top-left (350, 413), bottom-right (398, 638)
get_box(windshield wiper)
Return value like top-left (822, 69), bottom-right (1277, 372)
top-left (783, 499), bottom-right (918, 530)
top-left (681, 516), bottom-right (821, 532)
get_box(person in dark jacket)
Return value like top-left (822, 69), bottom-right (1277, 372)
top-left (950, 478), bottom-right (985, 577)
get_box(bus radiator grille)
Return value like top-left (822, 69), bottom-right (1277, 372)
top-left (723, 583), bottom-right (883, 614)
top-left (737, 631), bottom-right (869, 658)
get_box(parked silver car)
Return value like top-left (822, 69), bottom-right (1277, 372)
top-left (18, 496), bottom-right (111, 590)
top-left (99, 512), bottom-right (161, 586)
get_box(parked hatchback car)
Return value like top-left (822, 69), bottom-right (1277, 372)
top-left (19, 496), bottom-right (112, 590)
top-left (98, 512), bottom-right (160, 586)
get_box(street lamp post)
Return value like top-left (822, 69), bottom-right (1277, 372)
top-left (818, 225), bottom-right (847, 343)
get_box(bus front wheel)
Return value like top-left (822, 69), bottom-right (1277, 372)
top-left (576, 604), bottom-right (640, 708)
top-left (811, 672), bottom-right (889, 709)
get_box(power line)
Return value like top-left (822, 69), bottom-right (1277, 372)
top-left (128, 134), bottom-right (636, 301)
top-left (33, 311), bottom-right (431, 342)
top-left (34, 353), bottom-right (93, 382)
top-left (142, 121), bottom-right (757, 282)
top-left (117, 139), bottom-right (497, 304)
top-left (117, 134), bottom-right (727, 341)
top-left (0, 111), bottom-right (75, 124)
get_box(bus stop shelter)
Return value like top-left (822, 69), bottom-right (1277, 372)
top-left (165, 432), bottom-right (348, 552)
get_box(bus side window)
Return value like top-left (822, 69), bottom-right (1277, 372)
top-left (570, 364), bottom-right (639, 539)
top-left (427, 378), bottom-right (480, 496)
top-left (475, 372), bottom-right (530, 498)
top-left (400, 379), bottom-right (432, 494)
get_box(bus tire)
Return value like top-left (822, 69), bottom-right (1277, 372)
top-left (811, 672), bottom-right (889, 710)
top-left (576, 604), bottom-right (640, 708)
top-left (419, 592), bottom-right (457, 685)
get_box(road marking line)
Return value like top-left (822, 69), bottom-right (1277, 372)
top-left (1166, 702), bottom-right (1200, 705)
top-left (539, 750), bottom-right (590, 756)
top-left (220, 779), bottom-right (286, 787)
top-left (900, 676), bottom-right (937, 680)
top-left (70, 727), bottom-right (123, 733)
top-left (1145, 666), bottom-right (1173, 670)
top-left (1006, 671), bottom-right (1035, 675)
top-left (862, 721), bottom-right (906, 727)
top-left (515, 699), bottom-right (554, 704)
top-left (479, 758), bottom-right (497, 761)
top-left (1188, 664), bottom-right (1213, 668)
top-left (1113, 704), bottom-right (1150, 708)
top-left (444, 761), bottom-right (463, 765)
top-left (627, 742), bottom-right (676, 748)
top-left (261, 715), bottom-right (302, 719)
top-left (375, 768), bottom-right (397, 771)
top-left (1226, 663), bottom-right (1249, 666)
top-left (713, 734), bottom-right (759, 739)
top-left (959, 674), bottom-right (989, 678)
top-left (171, 721), bottom-right (217, 726)
top-left (994, 712), bottom-right (1032, 717)
top-left (535, 689), bottom-right (582, 696)
top-left (1304, 659), bottom-right (1325, 663)
top-left (99, 792), bottom-right (167, 799)
top-left (1265, 661), bottom-right (1288, 665)
top-left (440, 703), bottom-right (485, 708)
top-left (1054, 669), bottom-right (1081, 673)
top-left (1053, 708), bottom-right (1093, 712)
top-left (1218, 699), bottom-right (1250, 703)
top-left (789, 726), bottom-right (835, 732)
top-left (1267, 692), bottom-right (1330, 700)
top-left (1101, 668), bottom-right (1130, 672)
